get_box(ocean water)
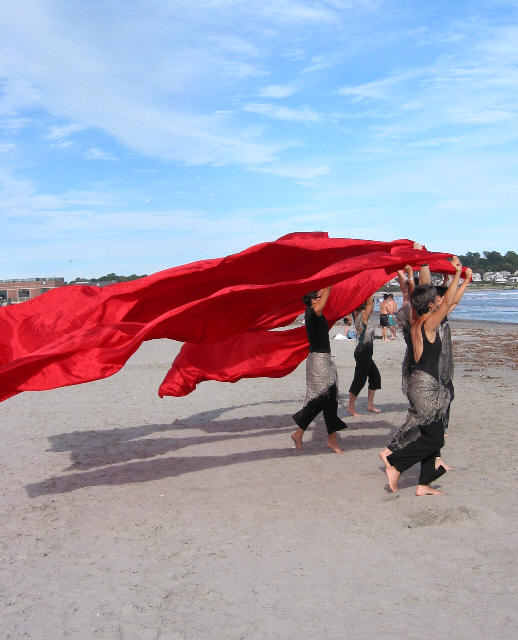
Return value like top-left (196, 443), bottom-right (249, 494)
top-left (375, 289), bottom-right (518, 324)
top-left (449, 289), bottom-right (518, 324)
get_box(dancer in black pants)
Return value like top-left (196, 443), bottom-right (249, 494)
top-left (385, 256), bottom-right (464, 496)
top-left (346, 295), bottom-right (381, 416)
top-left (292, 286), bottom-right (348, 454)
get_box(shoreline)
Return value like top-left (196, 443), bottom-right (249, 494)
top-left (447, 317), bottom-right (518, 327)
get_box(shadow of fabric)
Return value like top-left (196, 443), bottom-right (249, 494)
top-left (27, 401), bottom-right (401, 497)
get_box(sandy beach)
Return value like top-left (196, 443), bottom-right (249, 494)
top-left (2, 319), bottom-right (518, 639)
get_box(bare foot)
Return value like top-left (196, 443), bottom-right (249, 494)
top-left (378, 448), bottom-right (392, 470)
top-left (291, 431), bottom-right (303, 451)
top-left (385, 465), bottom-right (400, 493)
top-left (435, 456), bottom-right (452, 471)
top-left (367, 405), bottom-right (381, 413)
top-left (327, 434), bottom-right (344, 454)
top-left (415, 485), bottom-right (444, 496)
top-left (346, 406), bottom-right (361, 416)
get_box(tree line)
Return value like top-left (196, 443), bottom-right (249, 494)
top-left (458, 251), bottom-right (518, 274)
top-left (70, 273), bottom-right (148, 283)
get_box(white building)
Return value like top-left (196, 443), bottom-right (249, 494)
top-left (470, 272), bottom-right (482, 282)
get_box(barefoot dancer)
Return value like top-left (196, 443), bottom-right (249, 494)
top-left (346, 295), bottom-right (381, 416)
top-left (292, 287), bottom-right (348, 453)
top-left (432, 268), bottom-right (472, 469)
top-left (381, 257), bottom-right (464, 495)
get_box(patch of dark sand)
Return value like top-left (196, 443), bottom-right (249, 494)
top-left (453, 330), bottom-right (518, 370)
top-left (405, 505), bottom-right (477, 529)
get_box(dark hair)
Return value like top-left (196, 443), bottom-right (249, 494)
top-left (383, 293), bottom-right (389, 300)
top-left (302, 290), bottom-right (319, 308)
top-left (435, 285), bottom-right (448, 297)
top-left (387, 293), bottom-right (394, 299)
top-left (411, 284), bottom-right (437, 316)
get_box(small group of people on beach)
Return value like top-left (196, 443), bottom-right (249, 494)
top-left (379, 293), bottom-right (398, 341)
top-left (291, 254), bottom-right (473, 497)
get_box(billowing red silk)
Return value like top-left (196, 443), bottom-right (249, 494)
top-left (158, 246), bottom-right (460, 397)
top-left (0, 233), bottom-right (456, 403)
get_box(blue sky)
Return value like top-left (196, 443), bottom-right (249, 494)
top-left (1, 0), bottom-right (518, 280)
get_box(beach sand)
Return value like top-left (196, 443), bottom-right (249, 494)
top-left (1, 320), bottom-right (517, 639)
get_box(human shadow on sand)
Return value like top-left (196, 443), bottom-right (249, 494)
top-left (26, 404), bottom-right (399, 497)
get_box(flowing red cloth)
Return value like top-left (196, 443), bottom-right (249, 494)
top-left (0, 233), bottom-right (456, 403)
top-left (159, 238), bottom-right (459, 396)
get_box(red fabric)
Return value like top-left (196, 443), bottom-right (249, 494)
top-left (158, 243), bottom-right (459, 397)
top-left (0, 233), bottom-right (456, 403)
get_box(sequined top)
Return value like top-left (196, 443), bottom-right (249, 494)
top-left (355, 312), bottom-right (376, 347)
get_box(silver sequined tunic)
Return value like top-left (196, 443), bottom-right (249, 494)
top-left (304, 352), bottom-right (338, 405)
top-left (388, 368), bottom-right (451, 450)
top-left (389, 303), bottom-right (451, 450)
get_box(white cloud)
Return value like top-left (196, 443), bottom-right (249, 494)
top-left (244, 103), bottom-right (321, 122)
top-left (258, 84), bottom-right (297, 98)
top-left (45, 123), bottom-right (86, 140)
top-left (84, 147), bottom-right (116, 161)
top-left (252, 163), bottom-right (330, 180)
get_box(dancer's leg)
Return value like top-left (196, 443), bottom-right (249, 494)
top-left (292, 395), bottom-right (324, 450)
top-left (347, 347), bottom-right (369, 415)
top-left (322, 385), bottom-right (347, 453)
top-left (386, 419), bottom-right (445, 492)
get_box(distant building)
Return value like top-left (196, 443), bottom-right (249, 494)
top-left (483, 271), bottom-right (495, 282)
top-left (0, 277), bottom-right (65, 304)
top-left (471, 272), bottom-right (482, 282)
top-left (69, 280), bottom-right (118, 287)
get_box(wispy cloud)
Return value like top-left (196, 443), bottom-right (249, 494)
top-left (252, 163), bottom-right (330, 180)
top-left (45, 123), bottom-right (86, 140)
top-left (84, 147), bottom-right (116, 161)
top-left (258, 84), bottom-right (297, 98)
top-left (244, 103), bottom-right (321, 122)
top-left (1, 0), bottom-right (518, 279)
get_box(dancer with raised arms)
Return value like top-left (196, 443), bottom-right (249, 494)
top-left (292, 287), bottom-right (348, 454)
top-left (382, 256), bottom-right (464, 495)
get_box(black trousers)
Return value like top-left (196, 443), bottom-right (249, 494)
top-left (349, 343), bottom-right (381, 396)
top-left (387, 418), bottom-right (445, 485)
top-left (292, 384), bottom-right (347, 435)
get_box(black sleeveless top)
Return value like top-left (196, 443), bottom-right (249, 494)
top-left (412, 324), bottom-right (442, 381)
top-left (305, 308), bottom-right (331, 353)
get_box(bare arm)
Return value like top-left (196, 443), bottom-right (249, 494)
top-left (450, 267), bottom-right (472, 311)
top-left (397, 269), bottom-right (407, 292)
top-left (419, 264), bottom-right (431, 285)
top-left (362, 295), bottom-right (375, 324)
top-left (313, 286), bottom-right (331, 316)
top-left (424, 257), bottom-right (462, 333)
top-left (405, 265), bottom-right (415, 296)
